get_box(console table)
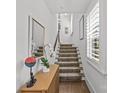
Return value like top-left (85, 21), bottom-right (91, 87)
top-left (20, 64), bottom-right (59, 93)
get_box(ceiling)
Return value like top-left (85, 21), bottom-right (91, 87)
top-left (43, 0), bottom-right (92, 14)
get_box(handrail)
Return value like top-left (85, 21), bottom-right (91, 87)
top-left (53, 31), bottom-right (60, 51)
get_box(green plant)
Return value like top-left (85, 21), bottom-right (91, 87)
top-left (40, 57), bottom-right (49, 68)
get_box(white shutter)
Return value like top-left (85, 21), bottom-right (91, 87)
top-left (86, 2), bottom-right (100, 62)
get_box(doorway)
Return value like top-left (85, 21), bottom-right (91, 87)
top-left (57, 13), bottom-right (73, 44)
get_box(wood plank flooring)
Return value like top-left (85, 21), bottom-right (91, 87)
top-left (59, 81), bottom-right (90, 93)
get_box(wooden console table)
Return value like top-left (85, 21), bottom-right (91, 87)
top-left (20, 64), bottom-right (59, 93)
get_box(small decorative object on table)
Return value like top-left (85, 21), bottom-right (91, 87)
top-left (40, 56), bottom-right (50, 72)
top-left (25, 57), bottom-right (37, 88)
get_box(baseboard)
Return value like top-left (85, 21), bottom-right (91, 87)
top-left (85, 76), bottom-right (96, 93)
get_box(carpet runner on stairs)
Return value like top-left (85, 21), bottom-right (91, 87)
top-left (56, 44), bottom-right (84, 82)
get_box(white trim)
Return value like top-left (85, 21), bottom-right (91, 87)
top-left (85, 76), bottom-right (96, 93)
top-left (87, 59), bottom-right (107, 76)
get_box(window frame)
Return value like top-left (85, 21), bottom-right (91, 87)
top-left (86, 2), bottom-right (100, 62)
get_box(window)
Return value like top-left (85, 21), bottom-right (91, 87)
top-left (86, 2), bottom-right (100, 62)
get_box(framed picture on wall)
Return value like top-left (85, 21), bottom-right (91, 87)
top-left (79, 15), bottom-right (84, 40)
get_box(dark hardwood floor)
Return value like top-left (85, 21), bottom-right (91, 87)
top-left (59, 81), bottom-right (90, 93)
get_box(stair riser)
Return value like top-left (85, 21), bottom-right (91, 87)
top-left (58, 63), bottom-right (79, 67)
top-left (60, 69), bottom-right (80, 73)
top-left (60, 77), bottom-right (81, 82)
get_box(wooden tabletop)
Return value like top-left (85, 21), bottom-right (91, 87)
top-left (21, 64), bottom-right (59, 92)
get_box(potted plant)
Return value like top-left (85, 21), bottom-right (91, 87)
top-left (40, 56), bottom-right (50, 72)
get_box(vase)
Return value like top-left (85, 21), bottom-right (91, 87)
top-left (42, 66), bottom-right (50, 72)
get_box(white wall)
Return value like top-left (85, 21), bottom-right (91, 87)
top-left (16, 0), bottom-right (57, 92)
top-left (72, 0), bottom-right (107, 93)
top-left (60, 14), bottom-right (72, 44)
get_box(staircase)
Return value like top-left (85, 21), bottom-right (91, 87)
top-left (56, 44), bottom-right (84, 82)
